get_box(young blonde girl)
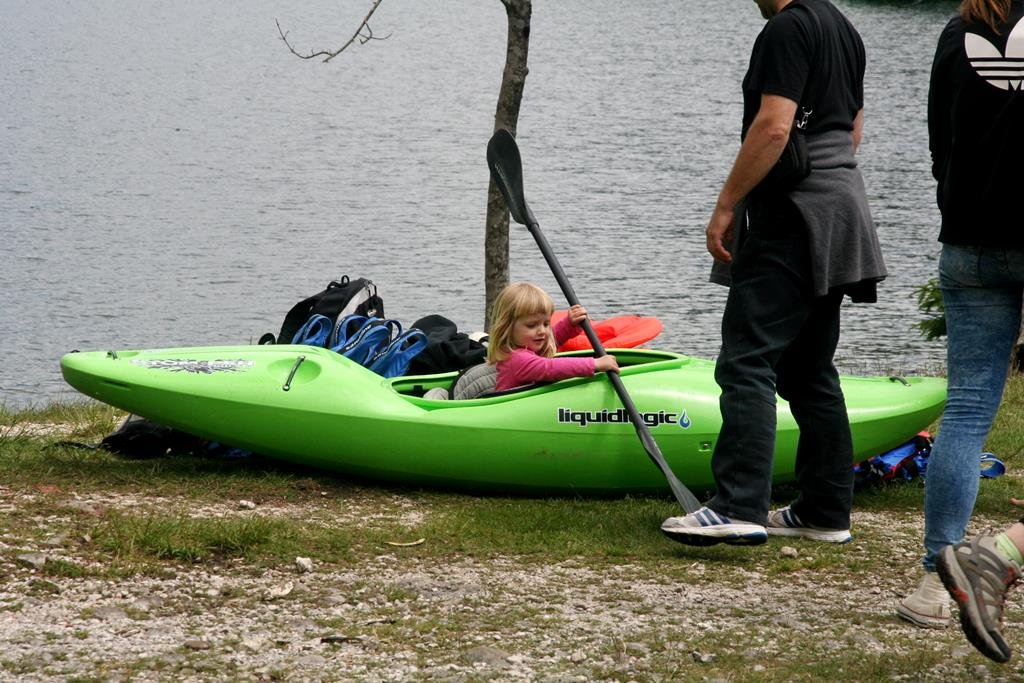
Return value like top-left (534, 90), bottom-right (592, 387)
top-left (487, 282), bottom-right (619, 392)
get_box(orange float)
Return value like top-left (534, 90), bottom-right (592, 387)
top-left (551, 310), bottom-right (664, 352)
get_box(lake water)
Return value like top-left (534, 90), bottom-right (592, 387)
top-left (1, 0), bottom-right (959, 409)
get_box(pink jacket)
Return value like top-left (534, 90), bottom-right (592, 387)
top-left (494, 317), bottom-right (594, 392)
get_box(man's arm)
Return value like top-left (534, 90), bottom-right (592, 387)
top-left (706, 93), bottom-right (798, 262)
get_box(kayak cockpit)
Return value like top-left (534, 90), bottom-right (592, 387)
top-left (389, 348), bottom-right (693, 405)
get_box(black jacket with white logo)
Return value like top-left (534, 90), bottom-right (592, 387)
top-left (929, 2), bottom-right (1024, 246)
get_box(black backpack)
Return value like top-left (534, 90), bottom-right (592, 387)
top-left (405, 314), bottom-right (487, 375)
top-left (99, 414), bottom-right (205, 458)
top-left (263, 276), bottom-right (384, 345)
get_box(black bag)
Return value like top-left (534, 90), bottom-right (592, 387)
top-left (405, 315), bottom-right (487, 375)
top-left (100, 415), bottom-right (205, 459)
top-left (268, 276), bottom-right (384, 345)
top-left (758, 2), bottom-right (822, 193)
top-left (761, 124), bottom-right (811, 191)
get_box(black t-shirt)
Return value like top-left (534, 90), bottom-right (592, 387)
top-left (929, 2), bottom-right (1024, 247)
top-left (742, 0), bottom-right (865, 137)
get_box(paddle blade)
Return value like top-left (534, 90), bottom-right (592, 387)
top-left (485, 128), bottom-right (702, 514)
top-left (486, 129), bottom-right (535, 226)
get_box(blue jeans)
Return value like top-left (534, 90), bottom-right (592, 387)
top-left (922, 244), bottom-right (1024, 570)
top-left (708, 222), bottom-right (853, 528)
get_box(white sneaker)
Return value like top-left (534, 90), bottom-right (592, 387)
top-left (661, 506), bottom-right (767, 546)
top-left (766, 506), bottom-right (852, 544)
top-left (896, 571), bottom-right (951, 628)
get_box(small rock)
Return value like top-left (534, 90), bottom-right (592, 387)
top-left (184, 639), bottom-right (212, 651)
top-left (240, 637), bottom-right (263, 653)
top-left (691, 651), bottom-right (715, 664)
top-left (775, 616), bottom-right (811, 631)
top-left (570, 651), bottom-right (587, 663)
top-left (42, 532), bottom-right (69, 547)
top-left (205, 577), bottom-right (225, 597)
top-left (238, 500), bottom-right (256, 510)
top-left (66, 500), bottom-right (105, 516)
top-left (295, 557), bottom-right (314, 573)
top-left (624, 642), bottom-right (650, 657)
top-left (93, 606), bottom-right (129, 621)
top-left (264, 581), bottom-right (294, 600)
top-left (780, 546), bottom-right (799, 558)
top-left (463, 645), bottom-right (511, 668)
top-left (16, 553), bottom-right (47, 569)
top-left (291, 618), bottom-right (318, 633)
top-left (846, 630), bottom-right (883, 649)
top-left (130, 598), bottom-right (159, 612)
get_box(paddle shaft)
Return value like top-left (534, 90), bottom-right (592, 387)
top-left (486, 128), bottom-right (701, 512)
top-left (522, 218), bottom-right (702, 513)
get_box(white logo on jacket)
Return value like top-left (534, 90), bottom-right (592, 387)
top-left (965, 17), bottom-right (1024, 91)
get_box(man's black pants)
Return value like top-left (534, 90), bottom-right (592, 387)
top-left (706, 222), bottom-right (854, 530)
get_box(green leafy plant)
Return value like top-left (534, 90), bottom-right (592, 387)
top-left (914, 278), bottom-right (946, 341)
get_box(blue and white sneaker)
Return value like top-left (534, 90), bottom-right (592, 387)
top-left (660, 506), bottom-right (767, 546)
top-left (766, 506), bottom-right (852, 544)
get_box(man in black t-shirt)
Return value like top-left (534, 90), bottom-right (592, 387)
top-left (662, 0), bottom-right (885, 547)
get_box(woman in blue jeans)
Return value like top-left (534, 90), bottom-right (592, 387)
top-left (897, 0), bottom-right (1024, 629)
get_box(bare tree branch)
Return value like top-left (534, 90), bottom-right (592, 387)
top-left (276, 0), bottom-right (392, 63)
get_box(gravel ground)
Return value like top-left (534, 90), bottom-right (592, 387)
top-left (3, 487), bottom-right (1024, 682)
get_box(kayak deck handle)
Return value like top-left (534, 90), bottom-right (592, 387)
top-left (889, 376), bottom-right (910, 386)
top-left (283, 355), bottom-right (306, 392)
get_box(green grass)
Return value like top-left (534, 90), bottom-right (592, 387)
top-left (2, 389), bottom-right (1020, 571)
top-left (4, 383), bottom-right (1024, 680)
top-left (94, 512), bottom-right (302, 563)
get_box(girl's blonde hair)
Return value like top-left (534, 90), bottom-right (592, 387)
top-left (960, 0), bottom-right (1011, 32)
top-left (487, 282), bottom-right (556, 363)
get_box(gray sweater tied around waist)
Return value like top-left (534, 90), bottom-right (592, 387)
top-left (711, 128), bottom-right (887, 300)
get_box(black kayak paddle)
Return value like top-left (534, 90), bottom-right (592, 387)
top-left (486, 129), bottom-right (702, 513)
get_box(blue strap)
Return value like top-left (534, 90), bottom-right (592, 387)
top-left (291, 314), bottom-right (333, 346)
top-left (980, 452), bottom-right (1006, 478)
top-left (329, 314), bottom-right (370, 350)
top-left (367, 329), bottom-right (429, 378)
top-left (871, 441), bottom-right (918, 473)
top-left (332, 318), bottom-right (401, 365)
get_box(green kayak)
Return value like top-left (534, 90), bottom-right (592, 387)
top-left (61, 345), bottom-right (946, 496)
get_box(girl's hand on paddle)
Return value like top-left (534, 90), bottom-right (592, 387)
top-left (568, 304), bottom-right (588, 326)
top-left (595, 355), bottom-right (619, 374)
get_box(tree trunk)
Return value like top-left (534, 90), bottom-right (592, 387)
top-left (484, 0), bottom-right (531, 330)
